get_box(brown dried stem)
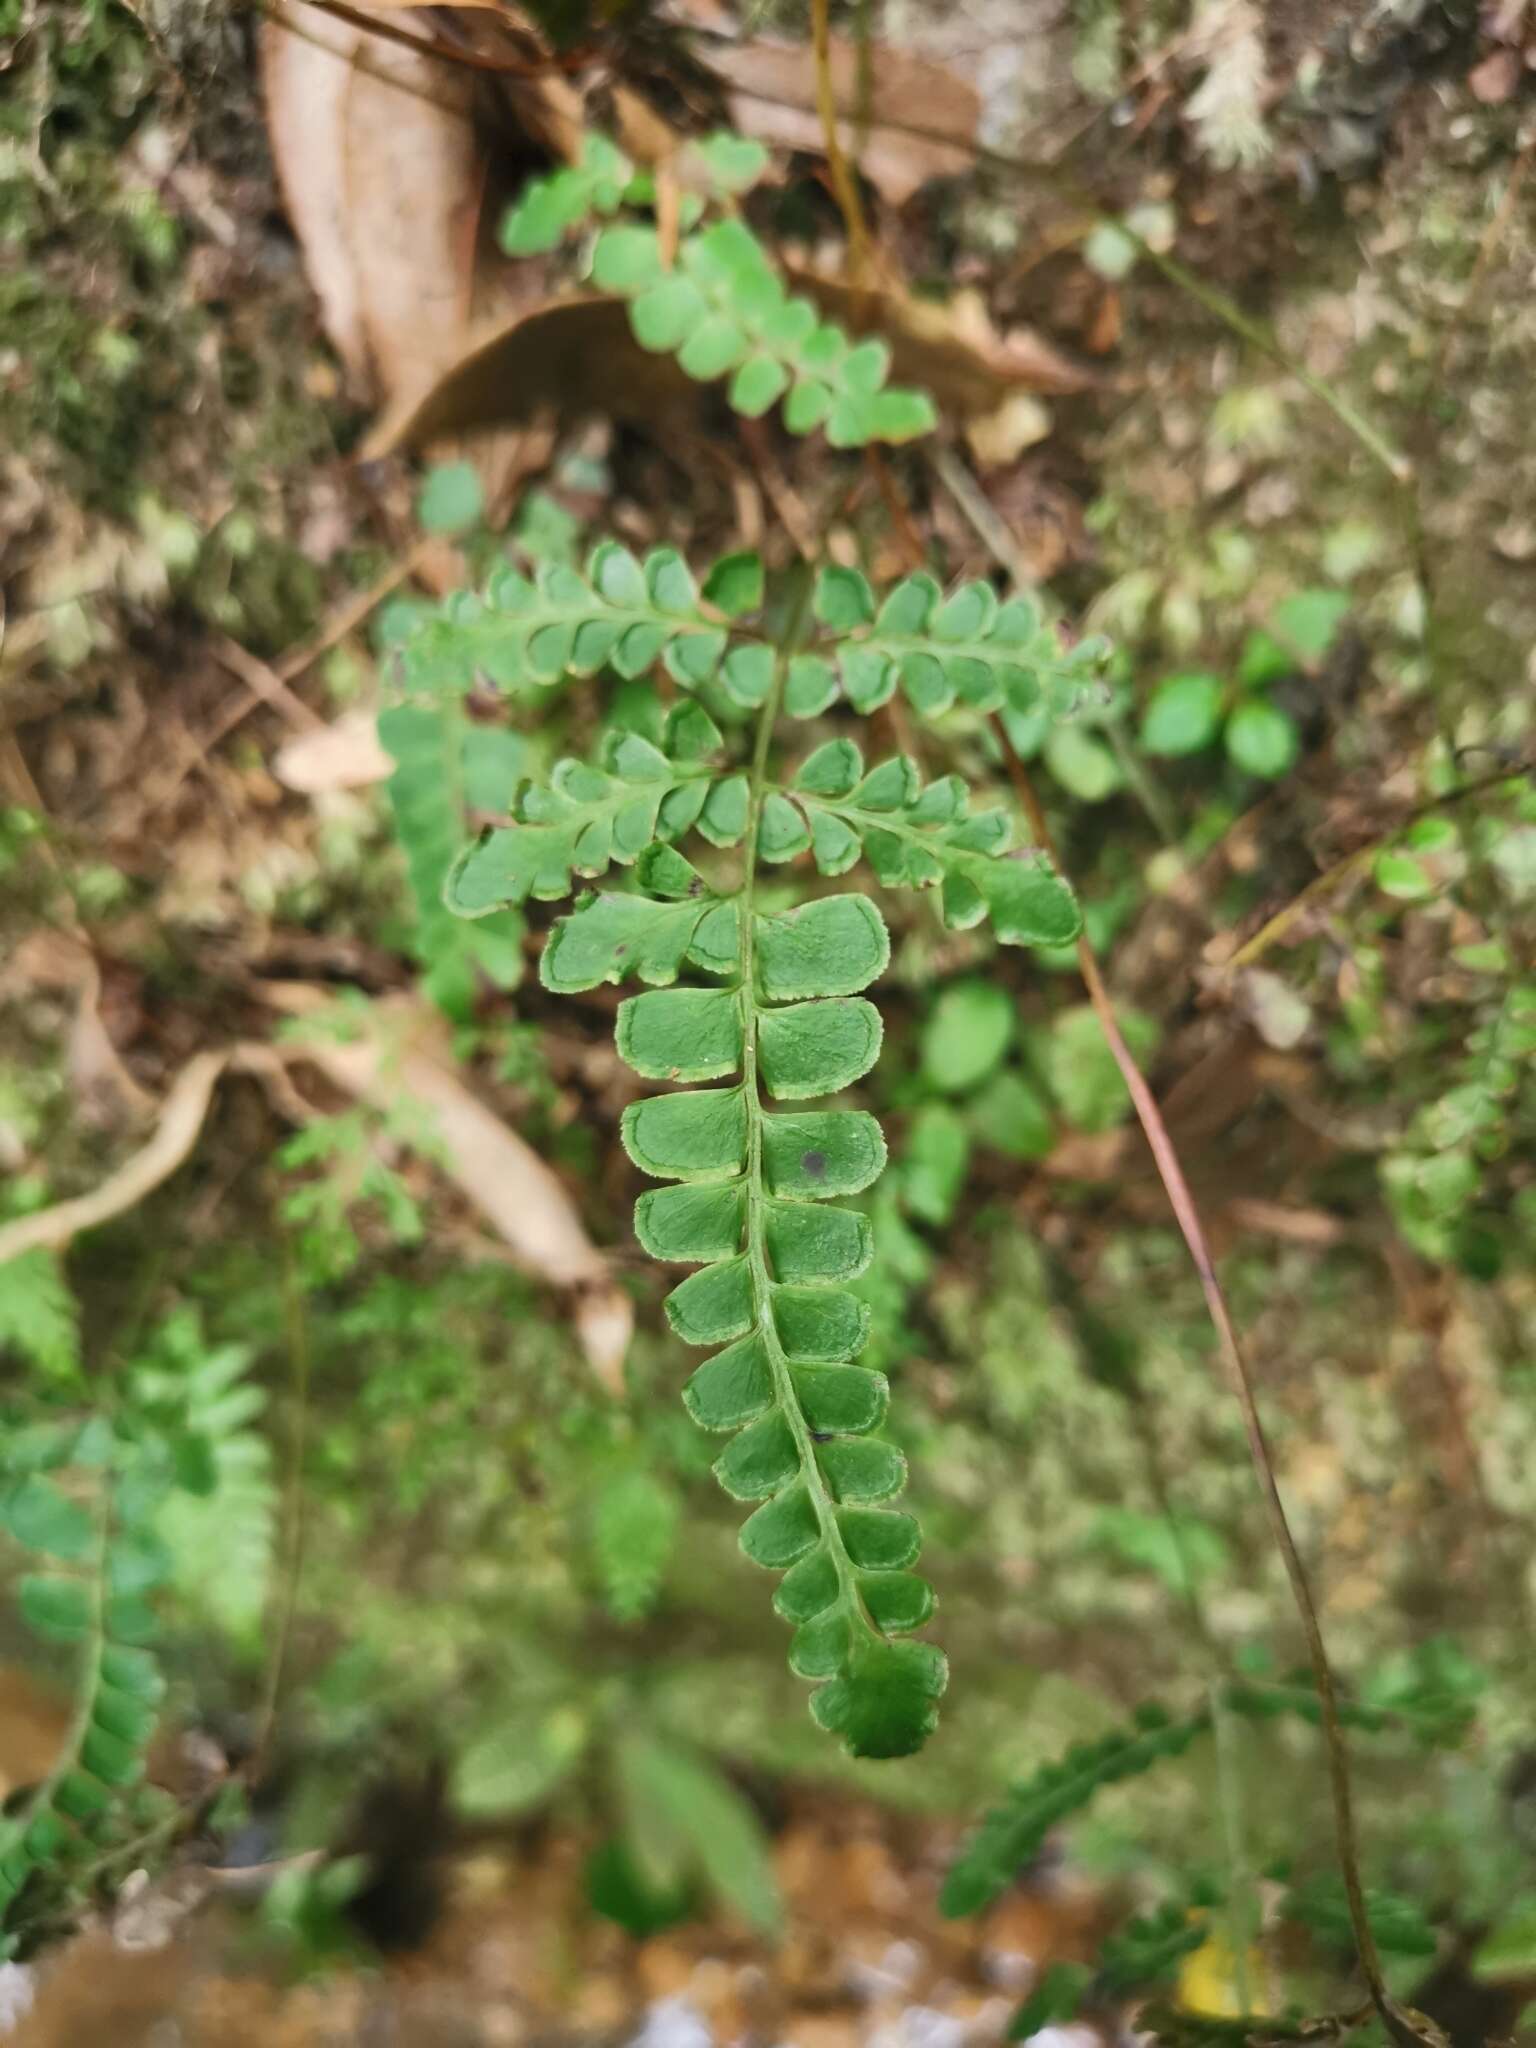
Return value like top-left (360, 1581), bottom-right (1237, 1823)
top-left (809, 0), bottom-right (871, 283)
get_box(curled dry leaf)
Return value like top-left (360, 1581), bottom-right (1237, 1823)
top-left (260, 0), bottom-right (562, 492)
top-left (364, 279), bottom-right (1094, 462)
top-left (260, 985), bottom-right (632, 1390)
top-left (360, 293), bottom-right (703, 458)
top-left (262, 0), bottom-right (486, 401)
top-left (707, 34), bottom-right (979, 205)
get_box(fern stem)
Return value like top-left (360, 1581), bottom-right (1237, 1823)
top-left (810, 0), bottom-right (871, 284)
top-left (738, 611), bottom-right (877, 1644)
top-left (989, 722), bottom-right (1440, 2048)
top-left (1209, 1678), bottom-right (1255, 2014)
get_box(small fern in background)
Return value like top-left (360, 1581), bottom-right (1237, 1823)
top-left (0, 1294), bottom-right (276, 1949)
top-left (592, 1463), bottom-right (680, 1624)
top-left (130, 1309), bottom-right (278, 1646)
top-left (0, 1250), bottom-right (80, 1384)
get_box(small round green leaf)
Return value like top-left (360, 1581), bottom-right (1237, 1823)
top-left (1375, 849), bottom-right (1436, 900)
top-left (416, 461), bottom-right (484, 537)
top-left (1044, 725), bottom-right (1121, 802)
top-left (1225, 699), bottom-right (1300, 778)
top-left (729, 354), bottom-right (790, 418)
top-left (591, 224), bottom-right (665, 293)
top-left (813, 564), bottom-right (876, 629)
top-left (20, 1574), bottom-right (92, 1641)
top-left (720, 643), bottom-right (775, 707)
top-left (757, 792), bottom-right (812, 863)
top-left (4, 1475), bottom-right (94, 1560)
top-left (794, 739), bottom-right (863, 797)
top-left (701, 551), bottom-right (764, 619)
top-left (783, 378), bottom-right (834, 434)
top-left (630, 278), bottom-right (708, 352)
top-left (784, 654), bottom-right (839, 718)
top-left (1140, 672), bottom-right (1224, 756)
top-left (678, 316), bottom-right (750, 381)
top-left (920, 980), bottom-right (1014, 1095)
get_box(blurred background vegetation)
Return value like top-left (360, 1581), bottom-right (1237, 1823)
top-left (0, 0), bottom-right (1533, 2041)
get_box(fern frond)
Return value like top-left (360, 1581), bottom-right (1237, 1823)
top-left (498, 127), bottom-right (932, 449)
top-left (941, 1704), bottom-right (1210, 1916)
top-left (501, 132), bottom-right (636, 254)
top-left (148, 1336), bottom-right (276, 1642)
top-left (548, 860), bottom-right (942, 1757)
top-left (0, 1251), bottom-right (80, 1381)
top-left (788, 741), bottom-right (1083, 945)
top-left (501, 132), bottom-right (768, 259)
top-left (592, 219), bottom-right (935, 447)
top-left (0, 1456), bottom-right (169, 1944)
top-left (448, 704), bottom-right (734, 913)
top-left (943, 1674), bottom-right (1420, 1923)
top-left (397, 545), bottom-right (765, 702)
top-left (808, 564), bottom-right (1110, 720)
top-left (379, 703), bottom-right (525, 1016)
top-left (427, 551), bottom-right (1093, 1756)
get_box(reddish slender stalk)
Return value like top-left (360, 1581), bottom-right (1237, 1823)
top-left (992, 721), bottom-right (1444, 2048)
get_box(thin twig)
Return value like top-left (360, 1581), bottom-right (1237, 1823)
top-left (1222, 760), bottom-right (1533, 973)
top-left (809, 0), bottom-right (872, 283)
top-left (211, 633), bottom-right (326, 732)
top-left (1122, 235), bottom-right (1410, 484)
top-left (737, 418), bottom-right (819, 562)
top-left (273, 534), bottom-right (440, 684)
top-left (990, 724), bottom-right (1443, 2048)
top-left (928, 442), bottom-right (1031, 586)
top-left (276, 0), bottom-right (582, 77)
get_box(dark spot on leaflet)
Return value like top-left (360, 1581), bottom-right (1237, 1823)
top-left (689, 878), bottom-right (704, 895)
top-left (614, 944), bottom-right (628, 956)
top-left (802, 1150), bottom-right (827, 1179)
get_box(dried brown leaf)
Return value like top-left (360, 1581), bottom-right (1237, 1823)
top-left (273, 708), bottom-right (396, 793)
top-left (340, 30), bottom-right (484, 404)
top-left (261, 4), bottom-right (372, 383)
top-left (260, 0), bottom-right (557, 499)
top-left (791, 273), bottom-right (1097, 405)
top-left (710, 35), bottom-right (979, 205)
top-left (360, 293), bottom-right (702, 457)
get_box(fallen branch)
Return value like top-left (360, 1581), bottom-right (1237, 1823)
top-left (0, 1051), bottom-right (231, 1264)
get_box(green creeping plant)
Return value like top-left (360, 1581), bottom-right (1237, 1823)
top-left (500, 129), bottom-right (936, 449)
top-left (418, 543), bottom-right (1096, 1759)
